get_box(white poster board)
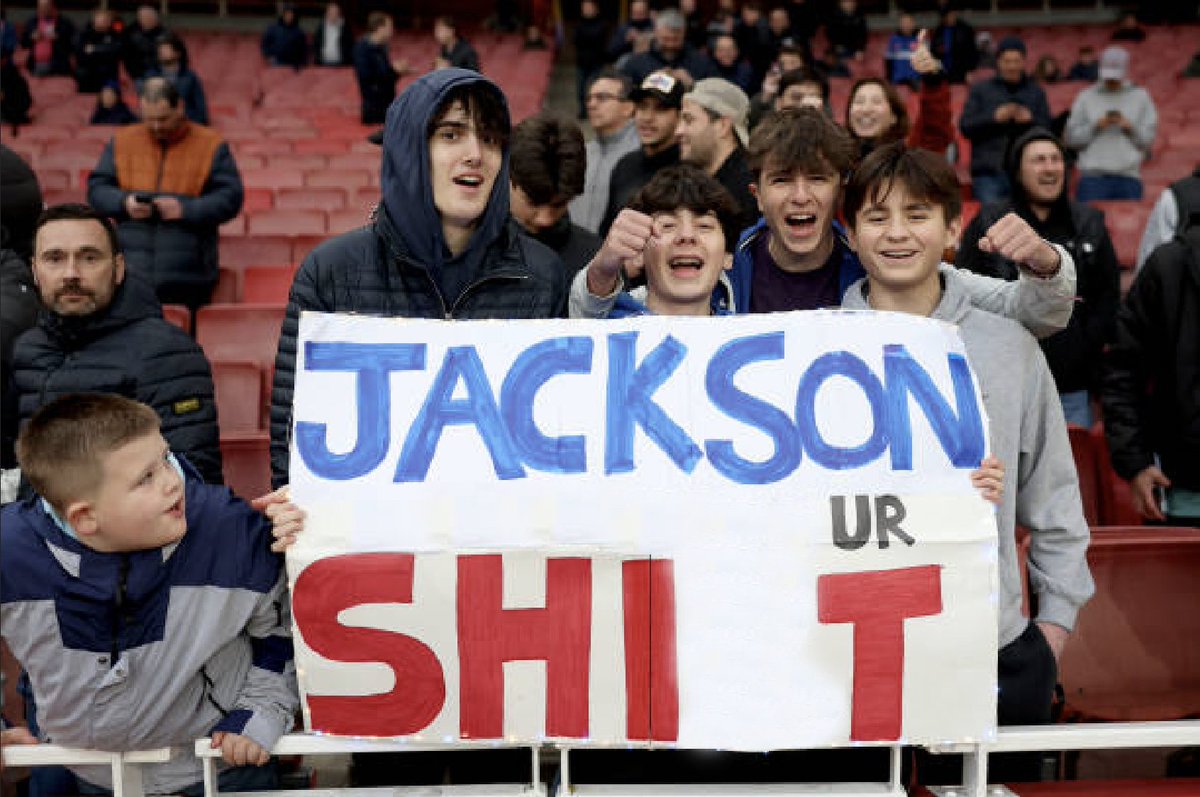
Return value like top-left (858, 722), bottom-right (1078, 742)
top-left (287, 309), bottom-right (999, 750)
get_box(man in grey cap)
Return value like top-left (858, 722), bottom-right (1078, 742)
top-left (1065, 45), bottom-right (1157, 202)
top-left (676, 76), bottom-right (757, 232)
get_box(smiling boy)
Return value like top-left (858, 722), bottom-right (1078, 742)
top-left (1, 394), bottom-right (297, 794)
top-left (839, 144), bottom-right (1092, 780)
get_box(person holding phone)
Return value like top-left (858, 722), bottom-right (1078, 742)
top-left (1064, 45), bottom-right (1158, 202)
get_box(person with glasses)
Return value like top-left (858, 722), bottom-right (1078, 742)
top-left (569, 67), bottom-right (639, 234)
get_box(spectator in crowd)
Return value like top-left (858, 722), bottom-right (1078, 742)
top-left (773, 65), bottom-right (827, 112)
top-left (122, 5), bottom-right (165, 80)
top-left (840, 146), bottom-right (1093, 780)
top-left (826, 0), bottom-right (868, 71)
top-left (1110, 10), bottom-right (1146, 42)
top-left (0, 145), bottom-right (42, 476)
top-left (1, 393), bottom-right (295, 794)
top-left (930, 1), bottom-right (978, 84)
top-left (707, 33), bottom-right (754, 94)
top-left (607, 0), bottom-right (653, 65)
top-left (574, 0), bottom-right (609, 117)
top-left (1067, 44), bottom-right (1098, 82)
top-left (784, 0), bottom-right (818, 43)
top-left (1137, 166), bottom-right (1200, 269)
top-left (747, 42), bottom-right (810, 124)
top-left (90, 80), bottom-right (137, 125)
top-left (733, 1), bottom-right (772, 88)
top-left (353, 12), bottom-right (404, 125)
top-left (569, 68), bottom-right (639, 234)
top-left (621, 8), bottom-right (715, 88)
top-left (593, 164), bottom-right (741, 318)
top-left (1033, 54), bottom-right (1061, 84)
top-left (600, 70), bottom-right (684, 236)
top-left (0, 45), bottom-right (33, 128)
top-left (705, 0), bottom-right (738, 51)
top-left (261, 3), bottom-right (308, 69)
top-left (75, 8), bottom-right (123, 93)
top-left (676, 77), bottom-right (757, 231)
top-left (1, 10), bottom-right (18, 59)
top-left (87, 78), bottom-right (243, 311)
top-left (11, 204), bottom-right (223, 485)
top-left (22, 0), bottom-right (75, 77)
top-left (764, 7), bottom-right (795, 63)
top-left (312, 2), bottom-right (352, 66)
top-left (574, 106), bottom-right (1078, 332)
top-left (678, 0), bottom-right (707, 52)
top-left (270, 68), bottom-right (567, 495)
top-left (959, 36), bottom-right (1051, 202)
top-left (146, 33), bottom-right (208, 125)
top-left (884, 13), bottom-right (920, 88)
top-left (957, 129), bottom-right (1120, 427)
top-left (508, 113), bottom-right (601, 282)
top-left (1064, 45), bottom-right (1157, 201)
top-left (1185, 48), bottom-right (1200, 78)
top-left (1103, 213), bottom-right (1200, 526)
top-left (845, 38), bottom-right (954, 157)
top-left (434, 16), bottom-right (479, 72)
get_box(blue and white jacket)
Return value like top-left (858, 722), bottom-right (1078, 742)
top-left (0, 463), bottom-right (297, 793)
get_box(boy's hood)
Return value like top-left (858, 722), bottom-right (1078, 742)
top-left (379, 68), bottom-right (512, 276)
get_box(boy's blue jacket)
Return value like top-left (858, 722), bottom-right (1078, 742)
top-left (728, 217), bottom-right (866, 312)
top-left (0, 462), bottom-right (297, 792)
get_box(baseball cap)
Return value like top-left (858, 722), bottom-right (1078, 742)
top-left (630, 71), bottom-right (685, 109)
top-left (684, 77), bottom-right (750, 146)
top-left (1098, 46), bottom-right (1128, 81)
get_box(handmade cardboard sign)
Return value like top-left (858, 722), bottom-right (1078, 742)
top-left (287, 309), bottom-right (999, 750)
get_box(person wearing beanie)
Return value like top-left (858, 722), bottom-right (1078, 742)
top-left (1064, 45), bottom-right (1157, 201)
top-left (956, 127), bottom-right (1120, 427)
top-left (89, 80), bottom-right (138, 125)
top-left (958, 34), bottom-right (1051, 202)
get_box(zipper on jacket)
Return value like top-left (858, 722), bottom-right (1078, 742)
top-left (448, 274), bottom-right (530, 318)
top-left (110, 554), bottom-right (130, 666)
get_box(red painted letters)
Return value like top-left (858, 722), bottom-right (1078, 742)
top-left (622, 559), bottom-right (680, 741)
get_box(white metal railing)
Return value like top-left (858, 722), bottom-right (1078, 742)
top-left (6, 721), bottom-right (1200, 797)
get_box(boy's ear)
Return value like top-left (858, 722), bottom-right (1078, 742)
top-left (748, 181), bottom-right (762, 212)
top-left (722, 251), bottom-right (733, 271)
top-left (65, 500), bottom-right (99, 538)
top-left (845, 225), bottom-right (859, 253)
top-left (946, 215), bottom-right (963, 251)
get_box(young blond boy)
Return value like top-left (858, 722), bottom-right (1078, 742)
top-left (1, 394), bottom-right (297, 795)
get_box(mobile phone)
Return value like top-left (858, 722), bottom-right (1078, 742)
top-left (134, 192), bottom-right (154, 204)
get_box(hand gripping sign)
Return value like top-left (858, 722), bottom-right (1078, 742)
top-left (287, 309), bottom-right (999, 750)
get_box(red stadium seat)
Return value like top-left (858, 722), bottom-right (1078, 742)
top-left (212, 359), bottom-right (263, 432)
top-left (243, 187), bottom-right (275, 214)
top-left (1089, 200), bottom-right (1152, 269)
top-left (247, 210), bottom-right (327, 237)
top-left (242, 265), bottom-right (298, 304)
top-left (160, 303), bottom-right (190, 333)
top-left (1059, 526), bottom-right (1200, 722)
top-left (327, 209), bottom-right (371, 234)
top-left (275, 187), bottom-right (346, 212)
top-left (306, 169), bottom-right (373, 190)
top-left (1066, 425), bottom-right (1102, 527)
top-left (220, 235), bottom-right (293, 270)
top-left (1089, 423), bottom-right (1144, 527)
top-left (195, 303), bottom-right (285, 374)
top-left (220, 431), bottom-right (272, 500)
top-left (212, 266), bottom-right (241, 304)
top-left (240, 168), bottom-right (304, 191)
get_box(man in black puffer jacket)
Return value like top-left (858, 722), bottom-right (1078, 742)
top-left (270, 68), bottom-right (567, 492)
top-left (1102, 219), bottom-right (1200, 526)
top-left (12, 204), bottom-right (223, 486)
top-left (957, 128), bottom-right (1120, 428)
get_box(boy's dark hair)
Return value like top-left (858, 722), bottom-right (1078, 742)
top-left (366, 11), bottom-right (391, 32)
top-left (510, 114), bottom-right (586, 205)
top-left (628, 163), bottom-right (742, 252)
top-left (586, 67), bottom-right (632, 100)
top-left (16, 393), bottom-right (161, 512)
top-left (435, 15), bottom-right (457, 30)
top-left (846, 77), bottom-right (909, 144)
top-left (427, 81), bottom-right (511, 152)
top-left (779, 66), bottom-right (829, 102)
top-left (842, 142), bottom-right (962, 229)
top-left (748, 107), bottom-right (856, 180)
top-left (34, 203), bottom-right (120, 258)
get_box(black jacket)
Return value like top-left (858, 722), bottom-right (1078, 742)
top-left (574, 16), bottom-right (609, 75)
top-left (1102, 224), bottom-right (1200, 492)
top-left (531, 215), bottom-right (601, 284)
top-left (261, 17), bottom-right (308, 68)
top-left (959, 74), bottom-right (1051, 178)
top-left (312, 19), bottom-right (352, 66)
top-left (957, 199), bottom-right (1119, 394)
top-left (620, 44), bottom-right (715, 88)
top-left (11, 275), bottom-right (223, 484)
top-left (352, 37), bottom-right (398, 123)
top-left (21, 13), bottom-right (74, 75)
top-left (1, 249), bottom-right (39, 468)
top-left (75, 24), bottom-right (123, 92)
top-left (270, 70), bottom-right (568, 486)
top-left (600, 143), bottom-right (681, 237)
top-left (122, 22), bottom-right (164, 79)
